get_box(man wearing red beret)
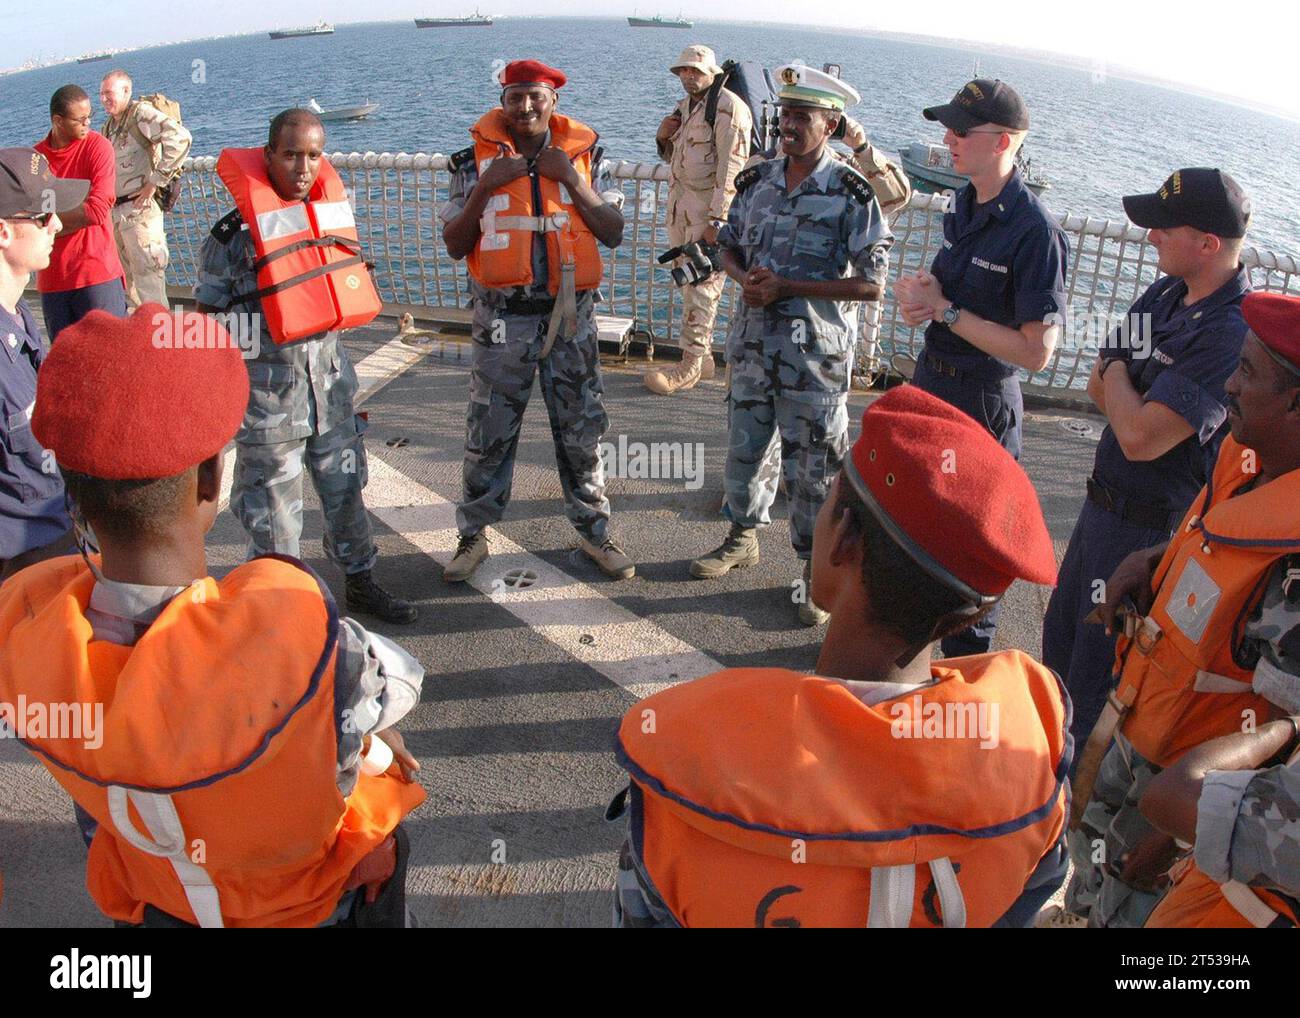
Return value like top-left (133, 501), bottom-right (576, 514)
top-left (1068, 290), bottom-right (1300, 928)
top-left (611, 385), bottom-right (1070, 927)
top-left (0, 305), bottom-right (426, 927)
top-left (440, 59), bottom-right (633, 584)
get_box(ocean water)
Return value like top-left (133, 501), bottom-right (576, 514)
top-left (2, 17), bottom-right (1299, 258)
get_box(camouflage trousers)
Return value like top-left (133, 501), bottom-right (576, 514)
top-left (723, 381), bottom-right (848, 559)
top-left (457, 297), bottom-right (611, 542)
top-left (111, 200), bottom-right (169, 309)
top-left (668, 216), bottom-right (725, 358)
top-left (231, 414), bottom-right (378, 575)
top-left (1066, 733), bottom-right (1171, 927)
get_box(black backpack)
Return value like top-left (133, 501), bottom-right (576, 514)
top-left (704, 60), bottom-right (779, 159)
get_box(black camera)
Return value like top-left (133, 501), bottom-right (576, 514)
top-left (658, 241), bottom-right (721, 287)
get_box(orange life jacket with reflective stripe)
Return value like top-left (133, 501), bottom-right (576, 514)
top-left (616, 653), bottom-right (1070, 928)
top-left (216, 148), bottom-right (381, 344)
top-left (1146, 856), bottom-right (1300, 928)
top-left (464, 110), bottom-right (604, 294)
top-left (0, 554), bottom-right (424, 928)
top-left (1114, 437), bottom-right (1300, 767)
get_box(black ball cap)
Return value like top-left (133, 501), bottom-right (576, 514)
top-left (0, 147), bottom-right (88, 220)
top-left (923, 78), bottom-right (1030, 132)
top-left (1122, 168), bottom-right (1251, 239)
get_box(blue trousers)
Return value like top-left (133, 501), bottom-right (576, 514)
top-left (912, 354), bottom-right (1023, 656)
top-left (1042, 498), bottom-right (1173, 761)
top-left (41, 278), bottom-right (127, 340)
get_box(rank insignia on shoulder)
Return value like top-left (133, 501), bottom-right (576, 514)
top-left (211, 209), bottom-right (243, 242)
top-left (841, 169), bottom-right (875, 206)
top-left (449, 146), bottom-right (475, 172)
top-left (734, 166), bottom-right (761, 194)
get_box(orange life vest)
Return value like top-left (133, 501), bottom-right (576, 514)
top-left (0, 554), bottom-right (424, 928)
top-left (1147, 857), bottom-right (1299, 928)
top-left (616, 652), bottom-right (1070, 927)
top-left (215, 148), bottom-right (381, 344)
top-left (464, 109), bottom-right (604, 295)
top-left (1112, 437), bottom-right (1300, 768)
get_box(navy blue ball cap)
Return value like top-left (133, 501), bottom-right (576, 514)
top-left (1122, 168), bottom-right (1251, 239)
top-left (0, 147), bottom-right (87, 219)
top-left (923, 78), bottom-right (1029, 132)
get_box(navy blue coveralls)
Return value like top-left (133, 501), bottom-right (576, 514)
top-left (1041, 266), bottom-right (1250, 756)
top-left (0, 299), bottom-right (70, 568)
top-left (913, 168), bottom-right (1069, 656)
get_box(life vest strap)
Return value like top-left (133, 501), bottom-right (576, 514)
top-left (252, 234), bottom-right (363, 273)
top-left (540, 261), bottom-right (579, 359)
top-left (867, 864), bottom-right (915, 928)
top-left (108, 785), bottom-right (225, 929)
top-left (494, 212), bottom-right (571, 233)
top-left (1070, 695), bottom-right (1127, 829)
top-left (1221, 880), bottom-right (1288, 928)
top-left (232, 254), bottom-right (367, 305)
top-left (928, 857), bottom-right (968, 928)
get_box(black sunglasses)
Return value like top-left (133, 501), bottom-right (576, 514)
top-left (951, 127), bottom-right (1007, 139)
top-left (6, 212), bottom-right (55, 227)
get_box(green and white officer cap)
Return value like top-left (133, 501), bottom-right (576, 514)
top-left (774, 63), bottom-right (860, 111)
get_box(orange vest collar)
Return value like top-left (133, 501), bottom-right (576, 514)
top-left (470, 109), bottom-right (597, 159)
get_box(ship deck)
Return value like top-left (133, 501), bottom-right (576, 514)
top-left (0, 307), bottom-right (1097, 927)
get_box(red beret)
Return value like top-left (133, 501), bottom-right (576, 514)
top-left (1242, 291), bottom-right (1300, 374)
top-left (499, 59), bottom-right (567, 90)
top-left (32, 304), bottom-right (250, 480)
top-left (845, 386), bottom-right (1056, 599)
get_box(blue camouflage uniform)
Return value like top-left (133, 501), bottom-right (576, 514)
top-left (1067, 550), bottom-right (1300, 927)
top-left (914, 168), bottom-right (1068, 655)
top-left (0, 300), bottom-right (71, 566)
top-left (1044, 266), bottom-right (1250, 755)
top-left (195, 210), bottom-right (378, 574)
top-left (439, 135), bottom-right (624, 542)
top-left (717, 148), bottom-right (892, 558)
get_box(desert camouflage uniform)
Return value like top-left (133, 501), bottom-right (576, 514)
top-left (716, 147), bottom-right (891, 558)
top-left (195, 209), bottom-right (378, 574)
top-left (439, 135), bottom-right (624, 541)
top-left (661, 87), bottom-right (751, 357)
top-left (1067, 554), bottom-right (1300, 926)
top-left (103, 100), bottom-right (191, 308)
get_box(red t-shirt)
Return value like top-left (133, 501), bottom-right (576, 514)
top-left (33, 131), bottom-right (124, 293)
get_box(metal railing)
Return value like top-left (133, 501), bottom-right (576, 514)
top-left (168, 152), bottom-right (1300, 401)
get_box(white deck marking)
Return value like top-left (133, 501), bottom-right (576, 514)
top-left (366, 458), bottom-right (721, 699)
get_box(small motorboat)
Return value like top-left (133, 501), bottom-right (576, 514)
top-left (899, 141), bottom-right (1051, 195)
top-left (305, 97), bottom-right (379, 122)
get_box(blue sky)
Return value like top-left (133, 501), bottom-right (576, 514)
top-left (2, 2), bottom-right (1291, 116)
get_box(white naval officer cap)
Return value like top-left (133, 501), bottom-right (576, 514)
top-left (773, 63), bottom-right (860, 111)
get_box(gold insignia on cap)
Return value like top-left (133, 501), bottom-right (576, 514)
top-left (30, 154), bottom-right (40, 175)
top-left (966, 82), bottom-right (985, 100)
top-left (1171, 171), bottom-right (1182, 195)
top-left (780, 66), bottom-right (801, 85)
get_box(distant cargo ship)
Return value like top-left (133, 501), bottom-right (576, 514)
top-left (627, 13), bottom-right (692, 28)
top-left (77, 52), bottom-right (113, 64)
top-left (269, 22), bottom-right (335, 40)
top-left (415, 10), bottom-right (493, 27)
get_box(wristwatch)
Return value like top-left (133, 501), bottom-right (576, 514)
top-left (941, 303), bottom-right (961, 326)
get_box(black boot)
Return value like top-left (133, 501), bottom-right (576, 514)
top-left (345, 569), bottom-right (418, 625)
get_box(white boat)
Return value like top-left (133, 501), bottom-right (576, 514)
top-left (899, 141), bottom-right (1051, 195)
top-left (305, 97), bottom-right (379, 122)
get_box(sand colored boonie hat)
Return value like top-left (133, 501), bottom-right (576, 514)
top-left (670, 45), bottom-right (722, 76)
